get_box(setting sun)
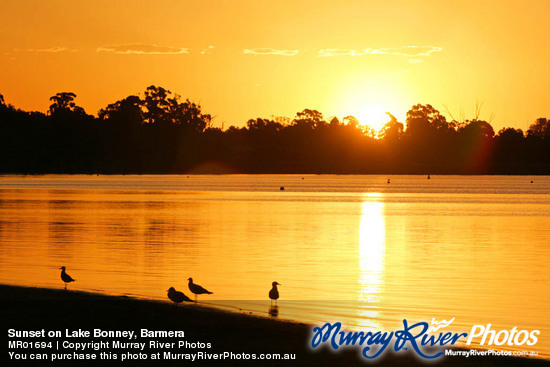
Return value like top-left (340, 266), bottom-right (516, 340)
top-left (356, 105), bottom-right (391, 132)
top-left (1, 0), bottom-right (549, 131)
top-left (1, 1), bottom-right (550, 363)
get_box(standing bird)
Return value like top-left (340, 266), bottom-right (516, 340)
top-left (269, 281), bottom-right (280, 305)
top-left (59, 266), bottom-right (75, 290)
top-left (167, 287), bottom-right (192, 306)
top-left (188, 278), bottom-right (213, 302)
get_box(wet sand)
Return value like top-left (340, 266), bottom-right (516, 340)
top-left (1, 285), bottom-right (548, 366)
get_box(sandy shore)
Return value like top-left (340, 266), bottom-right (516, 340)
top-left (1, 285), bottom-right (548, 366)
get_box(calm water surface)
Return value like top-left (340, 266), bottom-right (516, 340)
top-left (0, 175), bottom-right (549, 358)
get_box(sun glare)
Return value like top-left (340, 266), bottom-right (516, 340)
top-left (357, 105), bottom-right (391, 132)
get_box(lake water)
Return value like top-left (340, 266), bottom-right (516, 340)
top-left (0, 174), bottom-right (549, 359)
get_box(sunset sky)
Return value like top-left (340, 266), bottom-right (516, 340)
top-left (1, 0), bottom-right (549, 132)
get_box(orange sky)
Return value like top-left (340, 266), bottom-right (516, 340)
top-left (1, 0), bottom-right (549, 132)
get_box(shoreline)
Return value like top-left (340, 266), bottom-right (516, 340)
top-left (2, 284), bottom-right (548, 366)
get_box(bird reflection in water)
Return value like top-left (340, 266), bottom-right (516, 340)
top-left (268, 305), bottom-right (279, 317)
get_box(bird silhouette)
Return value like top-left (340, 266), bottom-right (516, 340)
top-left (188, 278), bottom-right (213, 302)
top-left (59, 266), bottom-right (75, 290)
top-left (167, 287), bottom-right (192, 306)
top-left (269, 281), bottom-right (280, 305)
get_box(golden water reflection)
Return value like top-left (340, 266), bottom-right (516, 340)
top-left (1, 175), bottom-right (550, 359)
top-left (357, 196), bottom-right (385, 330)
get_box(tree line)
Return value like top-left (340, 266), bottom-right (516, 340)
top-left (0, 86), bottom-right (549, 174)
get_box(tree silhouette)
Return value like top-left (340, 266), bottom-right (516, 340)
top-left (138, 85), bottom-right (211, 132)
top-left (168, 97), bottom-right (211, 132)
top-left (405, 104), bottom-right (455, 138)
top-left (98, 95), bottom-right (143, 126)
top-left (496, 127), bottom-right (524, 141)
top-left (527, 118), bottom-right (550, 139)
top-left (247, 118), bottom-right (283, 132)
top-left (493, 127), bottom-right (526, 173)
top-left (142, 86), bottom-right (172, 125)
top-left (293, 109), bottom-right (326, 129)
top-left (0, 88), bottom-right (549, 174)
top-left (342, 115), bottom-right (359, 128)
top-left (379, 113), bottom-right (404, 141)
top-left (401, 104), bottom-right (458, 172)
top-left (459, 119), bottom-right (495, 139)
top-left (49, 92), bottom-right (87, 116)
top-left (457, 120), bottom-right (495, 173)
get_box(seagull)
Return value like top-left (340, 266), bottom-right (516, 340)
top-left (188, 278), bottom-right (213, 302)
top-left (167, 287), bottom-right (192, 306)
top-left (269, 281), bottom-right (280, 305)
top-left (59, 266), bottom-right (75, 290)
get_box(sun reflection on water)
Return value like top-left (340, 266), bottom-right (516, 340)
top-left (357, 196), bottom-right (385, 329)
